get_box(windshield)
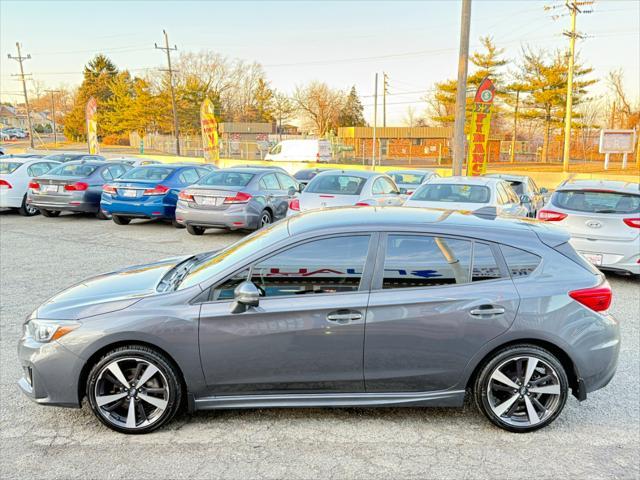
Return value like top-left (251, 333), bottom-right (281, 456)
top-left (295, 170), bottom-right (323, 181)
top-left (177, 220), bottom-right (290, 290)
top-left (121, 166), bottom-right (173, 182)
top-left (200, 171), bottom-right (254, 187)
top-left (412, 184), bottom-right (491, 203)
top-left (0, 162), bottom-right (22, 174)
top-left (305, 174), bottom-right (367, 195)
top-left (390, 172), bottom-right (425, 185)
top-left (553, 189), bottom-right (640, 214)
top-left (49, 163), bottom-right (99, 177)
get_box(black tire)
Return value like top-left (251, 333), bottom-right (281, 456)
top-left (96, 209), bottom-right (111, 220)
top-left (18, 194), bottom-right (39, 216)
top-left (112, 214), bottom-right (131, 225)
top-left (86, 345), bottom-right (183, 434)
top-left (258, 209), bottom-right (272, 229)
top-left (474, 344), bottom-right (569, 433)
top-left (186, 224), bottom-right (205, 235)
top-left (39, 208), bottom-right (60, 217)
top-left (172, 218), bottom-right (186, 229)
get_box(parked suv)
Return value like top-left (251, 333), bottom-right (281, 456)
top-left (537, 179), bottom-right (640, 275)
top-left (18, 207), bottom-right (618, 434)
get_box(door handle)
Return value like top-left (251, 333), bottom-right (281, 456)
top-left (469, 306), bottom-right (505, 316)
top-left (327, 309), bottom-right (362, 324)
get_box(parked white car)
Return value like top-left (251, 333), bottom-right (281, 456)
top-left (0, 157), bottom-right (61, 215)
top-left (265, 139), bottom-right (332, 163)
top-left (537, 179), bottom-right (640, 275)
top-left (387, 169), bottom-right (440, 195)
top-left (288, 169), bottom-right (404, 214)
top-left (404, 176), bottom-right (528, 217)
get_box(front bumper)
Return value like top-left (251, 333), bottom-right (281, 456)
top-left (17, 334), bottom-right (84, 408)
top-left (570, 236), bottom-right (640, 275)
top-left (176, 202), bottom-right (260, 230)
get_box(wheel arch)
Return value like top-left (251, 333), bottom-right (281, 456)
top-left (77, 340), bottom-right (188, 406)
top-left (465, 338), bottom-right (582, 400)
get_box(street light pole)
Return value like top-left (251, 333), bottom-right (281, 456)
top-left (452, 0), bottom-right (472, 176)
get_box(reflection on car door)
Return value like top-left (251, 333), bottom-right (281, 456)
top-left (364, 234), bottom-right (519, 392)
top-left (275, 172), bottom-right (298, 219)
top-left (198, 234), bottom-right (377, 395)
top-left (372, 176), bottom-right (403, 206)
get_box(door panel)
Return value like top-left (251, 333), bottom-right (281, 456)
top-left (199, 293), bottom-right (368, 394)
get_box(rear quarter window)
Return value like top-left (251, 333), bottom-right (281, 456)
top-left (553, 189), bottom-right (640, 214)
top-left (0, 162), bottom-right (22, 174)
top-left (500, 245), bottom-right (541, 278)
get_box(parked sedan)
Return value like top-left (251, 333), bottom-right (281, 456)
top-left (106, 157), bottom-right (161, 167)
top-left (176, 168), bottom-right (300, 235)
top-left (288, 170), bottom-right (404, 214)
top-left (485, 173), bottom-right (547, 217)
top-left (293, 168), bottom-right (334, 188)
top-left (0, 157), bottom-right (61, 215)
top-left (537, 179), bottom-right (640, 275)
top-left (101, 164), bottom-right (211, 226)
top-left (42, 153), bottom-right (106, 163)
top-left (387, 169), bottom-right (440, 195)
top-left (405, 176), bottom-right (528, 217)
top-left (18, 206), bottom-right (618, 434)
top-left (28, 160), bottom-right (131, 219)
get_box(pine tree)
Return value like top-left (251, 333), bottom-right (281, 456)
top-left (338, 86), bottom-right (366, 127)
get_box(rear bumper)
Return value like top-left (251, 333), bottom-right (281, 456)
top-left (175, 202), bottom-right (260, 230)
top-left (101, 195), bottom-right (176, 219)
top-left (28, 191), bottom-right (98, 213)
top-left (570, 236), bottom-right (640, 275)
top-left (0, 189), bottom-right (23, 208)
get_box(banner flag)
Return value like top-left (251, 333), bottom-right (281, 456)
top-left (467, 77), bottom-right (495, 176)
top-left (200, 98), bottom-right (220, 162)
top-left (85, 96), bottom-right (99, 155)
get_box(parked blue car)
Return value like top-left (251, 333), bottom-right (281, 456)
top-left (100, 164), bottom-right (211, 226)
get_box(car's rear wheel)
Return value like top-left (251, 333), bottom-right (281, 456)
top-left (18, 194), bottom-right (39, 216)
top-left (171, 219), bottom-right (186, 229)
top-left (96, 209), bottom-right (111, 220)
top-left (259, 210), bottom-right (272, 229)
top-left (39, 208), bottom-right (60, 217)
top-left (112, 215), bottom-right (131, 225)
top-left (474, 344), bottom-right (568, 433)
top-left (186, 224), bottom-right (205, 235)
top-left (87, 345), bottom-right (182, 434)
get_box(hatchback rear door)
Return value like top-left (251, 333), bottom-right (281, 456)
top-left (364, 233), bottom-right (519, 392)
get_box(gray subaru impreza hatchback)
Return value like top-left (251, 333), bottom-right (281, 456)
top-left (18, 207), bottom-right (619, 434)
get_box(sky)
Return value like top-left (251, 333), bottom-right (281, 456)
top-left (1, 0), bottom-right (638, 125)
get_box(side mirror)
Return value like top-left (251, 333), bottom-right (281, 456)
top-left (520, 194), bottom-right (531, 204)
top-left (540, 187), bottom-right (548, 194)
top-left (230, 281), bottom-right (260, 314)
top-left (288, 186), bottom-right (297, 197)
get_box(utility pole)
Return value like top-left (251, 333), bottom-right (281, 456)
top-left (372, 73), bottom-right (378, 168)
top-left (7, 42), bottom-right (34, 149)
top-left (561, 0), bottom-right (591, 172)
top-left (383, 72), bottom-right (388, 128)
top-left (510, 88), bottom-right (521, 164)
top-left (452, 0), bottom-right (472, 176)
top-left (155, 30), bottom-right (181, 156)
top-left (45, 89), bottom-right (61, 144)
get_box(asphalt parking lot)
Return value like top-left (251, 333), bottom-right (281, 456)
top-left (1, 210), bottom-right (638, 480)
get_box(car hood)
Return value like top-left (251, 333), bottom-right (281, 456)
top-left (32, 255), bottom-right (191, 320)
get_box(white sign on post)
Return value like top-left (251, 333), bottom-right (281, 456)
top-left (599, 129), bottom-right (636, 169)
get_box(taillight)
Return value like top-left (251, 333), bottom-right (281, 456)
top-left (28, 181), bottom-right (40, 191)
top-left (64, 182), bottom-right (89, 191)
top-left (102, 184), bottom-right (116, 195)
top-left (143, 184), bottom-right (169, 196)
top-left (289, 198), bottom-right (300, 211)
top-left (0, 179), bottom-right (12, 189)
top-left (623, 218), bottom-right (640, 228)
top-left (355, 202), bottom-right (371, 207)
top-left (223, 191), bottom-right (252, 204)
top-left (537, 209), bottom-right (568, 221)
top-left (568, 280), bottom-right (612, 312)
top-left (179, 190), bottom-right (194, 202)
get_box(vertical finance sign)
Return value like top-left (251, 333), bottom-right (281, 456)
top-left (200, 98), bottom-right (220, 162)
top-left (85, 96), bottom-right (99, 155)
top-left (467, 77), bottom-right (495, 176)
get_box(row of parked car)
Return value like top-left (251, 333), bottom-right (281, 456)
top-left (1, 152), bottom-right (638, 275)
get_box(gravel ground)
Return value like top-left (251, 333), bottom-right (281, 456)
top-left (1, 210), bottom-right (638, 480)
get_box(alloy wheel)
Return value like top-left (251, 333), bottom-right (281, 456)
top-left (486, 355), bottom-right (562, 428)
top-left (259, 212), bottom-right (271, 228)
top-left (94, 357), bottom-right (170, 430)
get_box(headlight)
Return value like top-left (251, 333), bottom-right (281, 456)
top-left (26, 319), bottom-right (80, 343)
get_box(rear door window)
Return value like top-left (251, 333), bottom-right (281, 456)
top-left (259, 173), bottom-right (281, 190)
top-left (372, 177), bottom-right (398, 195)
top-left (553, 189), bottom-right (640, 214)
top-left (179, 168), bottom-right (200, 184)
top-left (27, 162), bottom-right (52, 177)
top-left (276, 172), bottom-right (298, 191)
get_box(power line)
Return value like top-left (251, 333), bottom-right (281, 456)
top-left (7, 42), bottom-right (34, 148)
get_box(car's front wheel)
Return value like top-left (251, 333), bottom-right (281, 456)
top-left (186, 224), bottom-right (205, 235)
top-left (18, 194), bottom-right (39, 216)
top-left (474, 344), bottom-right (568, 432)
top-left (86, 345), bottom-right (182, 434)
top-left (112, 214), bottom-right (131, 225)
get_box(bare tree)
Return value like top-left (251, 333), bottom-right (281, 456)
top-left (272, 92), bottom-right (296, 133)
top-left (403, 106), bottom-right (418, 127)
top-left (293, 81), bottom-right (344, 135)
top-left (606, 70), bottom-right (639, 129)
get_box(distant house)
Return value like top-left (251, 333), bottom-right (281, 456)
top-left (0, 105), bottom-right (28, 129)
